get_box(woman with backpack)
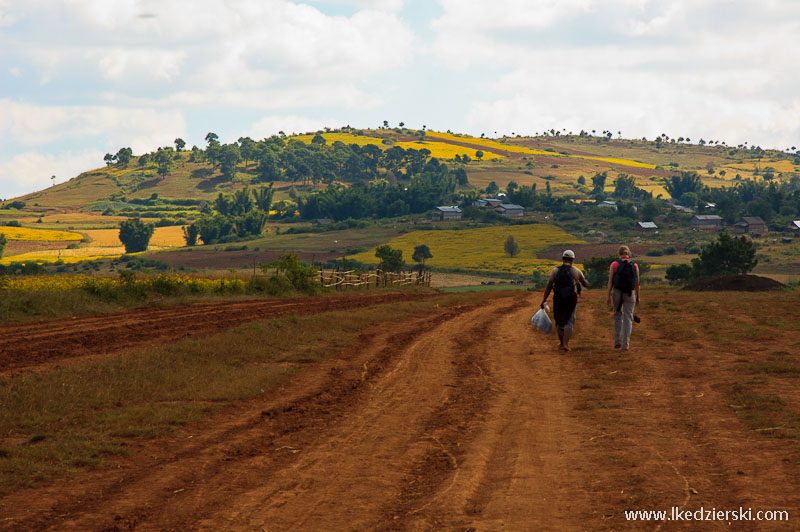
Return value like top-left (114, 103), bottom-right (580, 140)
top-left (606, 245), bottom-right (640, 350)
top-left (540, 249), bottom-right (589, 352)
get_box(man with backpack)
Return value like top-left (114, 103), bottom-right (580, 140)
top-left (540, 250), bottom-right (589, 352)
top-left (606, 245), bottom-right (640, 350)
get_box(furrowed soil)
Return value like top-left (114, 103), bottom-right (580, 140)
top-left (2, 289), bottom-right (799, 531)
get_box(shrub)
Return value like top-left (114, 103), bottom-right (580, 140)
top-left (665, 264), bottom-right (692, 284)
top-left (260, 254), bottom-right (319, 295)
top-left (690, 233), bottom-right (757, 278)
top-left (375, 245), bottom-right (405, 273)
top-left (118, 218), bottom-right (155, 253)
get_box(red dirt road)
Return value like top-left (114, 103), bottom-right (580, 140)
top-left (2, 291), bottom-right (799, 530)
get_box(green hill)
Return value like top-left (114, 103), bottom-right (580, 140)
top-left (7, 128), bottom-right (798, 217)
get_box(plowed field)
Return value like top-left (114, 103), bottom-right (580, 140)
top-left (2, 289), bottom-right (799, 531)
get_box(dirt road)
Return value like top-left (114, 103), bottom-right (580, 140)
top-left (2, 291), bottom-right (798, 530)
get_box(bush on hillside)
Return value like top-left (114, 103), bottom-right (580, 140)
top-left (118, 218), bottom-right (156, 253)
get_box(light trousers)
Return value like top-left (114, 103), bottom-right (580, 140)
top-left (612, 289), bottom-right (636, 349)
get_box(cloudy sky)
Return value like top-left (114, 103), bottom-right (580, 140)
top-left (2, 0), bottom-right (799, 200)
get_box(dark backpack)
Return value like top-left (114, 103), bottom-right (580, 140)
top-left (613, 260), bottom-right (637, 294)
top-left (553, 264), bottom-right (576, 298)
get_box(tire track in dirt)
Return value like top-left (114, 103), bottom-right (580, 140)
top-left (0, 299), bottom-right (489, 532)
top-left (391, 293), bottom-right (591, 531)
top-left (0, 292), bottom-right (431, 377)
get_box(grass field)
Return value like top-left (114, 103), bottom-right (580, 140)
top-left (348, 223), bottom-right (585, 274)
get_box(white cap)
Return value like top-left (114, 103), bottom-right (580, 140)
top-left (562, 249), bottom-right (575, 259)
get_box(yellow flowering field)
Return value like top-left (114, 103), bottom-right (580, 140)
top-left (0, 226), bottom-right (82, 241)
top-left (394, 140), bottom-right (503, 161)
top-left (0, 247), bottom-right (126, 265)
top-left (4, 274), bottom-right (246, 293)
top-left (0, 226), bottom-right (187, 265)
top-left (348, 224), bottom-right (585, 275)
top-left (83, 225), bottom-right (187, 247)
top-left (425, 132), bottom-right (531, 154)
top-left (426, 131), bottom-right (655, 169)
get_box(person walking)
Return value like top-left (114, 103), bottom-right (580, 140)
top-left (606, 245), bottom-right (640, 350)
top-left (540, 250), bottom-right (589, 351)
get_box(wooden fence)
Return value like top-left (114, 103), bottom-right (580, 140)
top-left (319, 269), bottom-right (431, 289)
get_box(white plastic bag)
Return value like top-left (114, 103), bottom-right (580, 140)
top-left (531, 304), bottom-right (552, 334)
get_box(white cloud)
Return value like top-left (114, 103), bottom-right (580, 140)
top-left (306, 0), bottom-right (405, 12)
top-left (96, 48), bottom-right (186, 83)
top-left (0, 150), bottom-right (102, 200)
top-left (248, 114), bottom-right (348, 139)
top-left (0, 99), bottom-right (185, 149)
top-left (7, 1), bottom-right (415, 86)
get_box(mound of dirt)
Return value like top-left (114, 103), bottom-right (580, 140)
top-left (684, 274), bottom-right (785, 292)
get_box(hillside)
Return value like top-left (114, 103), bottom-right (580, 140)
top-left (6, 129), bottom-right (797, 215)
top-left (1, 128), bottom-right (798, 282)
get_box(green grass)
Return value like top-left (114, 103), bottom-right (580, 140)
top-left (0, 291), bottom-right (488, 494)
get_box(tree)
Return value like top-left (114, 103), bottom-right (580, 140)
top-left (239, 137), bottom-right (257, 167)
top-left (663, 171), bottom-right (704, 199)
top-left (475, 150), bottom-right (484, 160)
top-left (591, 171), bottom-right (608, 197)
top-left (691, 233), bottom-right (757, 278)
top-left (182, 224), bottom-right (199, 246)
top-left (665, 263), bottom-right (692, 284)
top-left (230, 186), bottom-right (254, 215)
top-left (219, 144), bottom-right (242, 181)
top-left (154, 148), bottom-right (174, 176)
top-left (115, 147), bottom-right (133, 166)
top-left (174, 138), bottom-right (186, 152)
top-left (0, 233), bottom-right (6, 259)
top-left (205, 132), bottom-right (219, 146)
top-left (375, 244), bottom-right (404, 272)
top-left (486, 181), bottom-right (499, 195)
top-left (253, 184), bottom-right (275, 212)
top-left (504, 235), bottom-right (520, 257)
top-left (104, 153), bottom-right (115, 166)
top-left (412, 244), bottom-right (433, 272)
top-left (640, 200), bottom-right (662, 220)
top-left (118, 218), bottom-right (155, 253)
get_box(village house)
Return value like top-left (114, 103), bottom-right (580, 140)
top-left (494, 203), bottom-right (524, 218)
top-left (473, 198), bottom-right (504, 208)
top-left (597, 200), bottom-right (617, 210)
top-left (690, 214), bottom-right (724, 231)
top-left (788, 220), bottom-right (800, 237)
top-left (637, 221), bottom-right (658, 232)
top-left (733, 216), bottom-right (768, 236)
top-left (431, 206), bottom-right (462, 222)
